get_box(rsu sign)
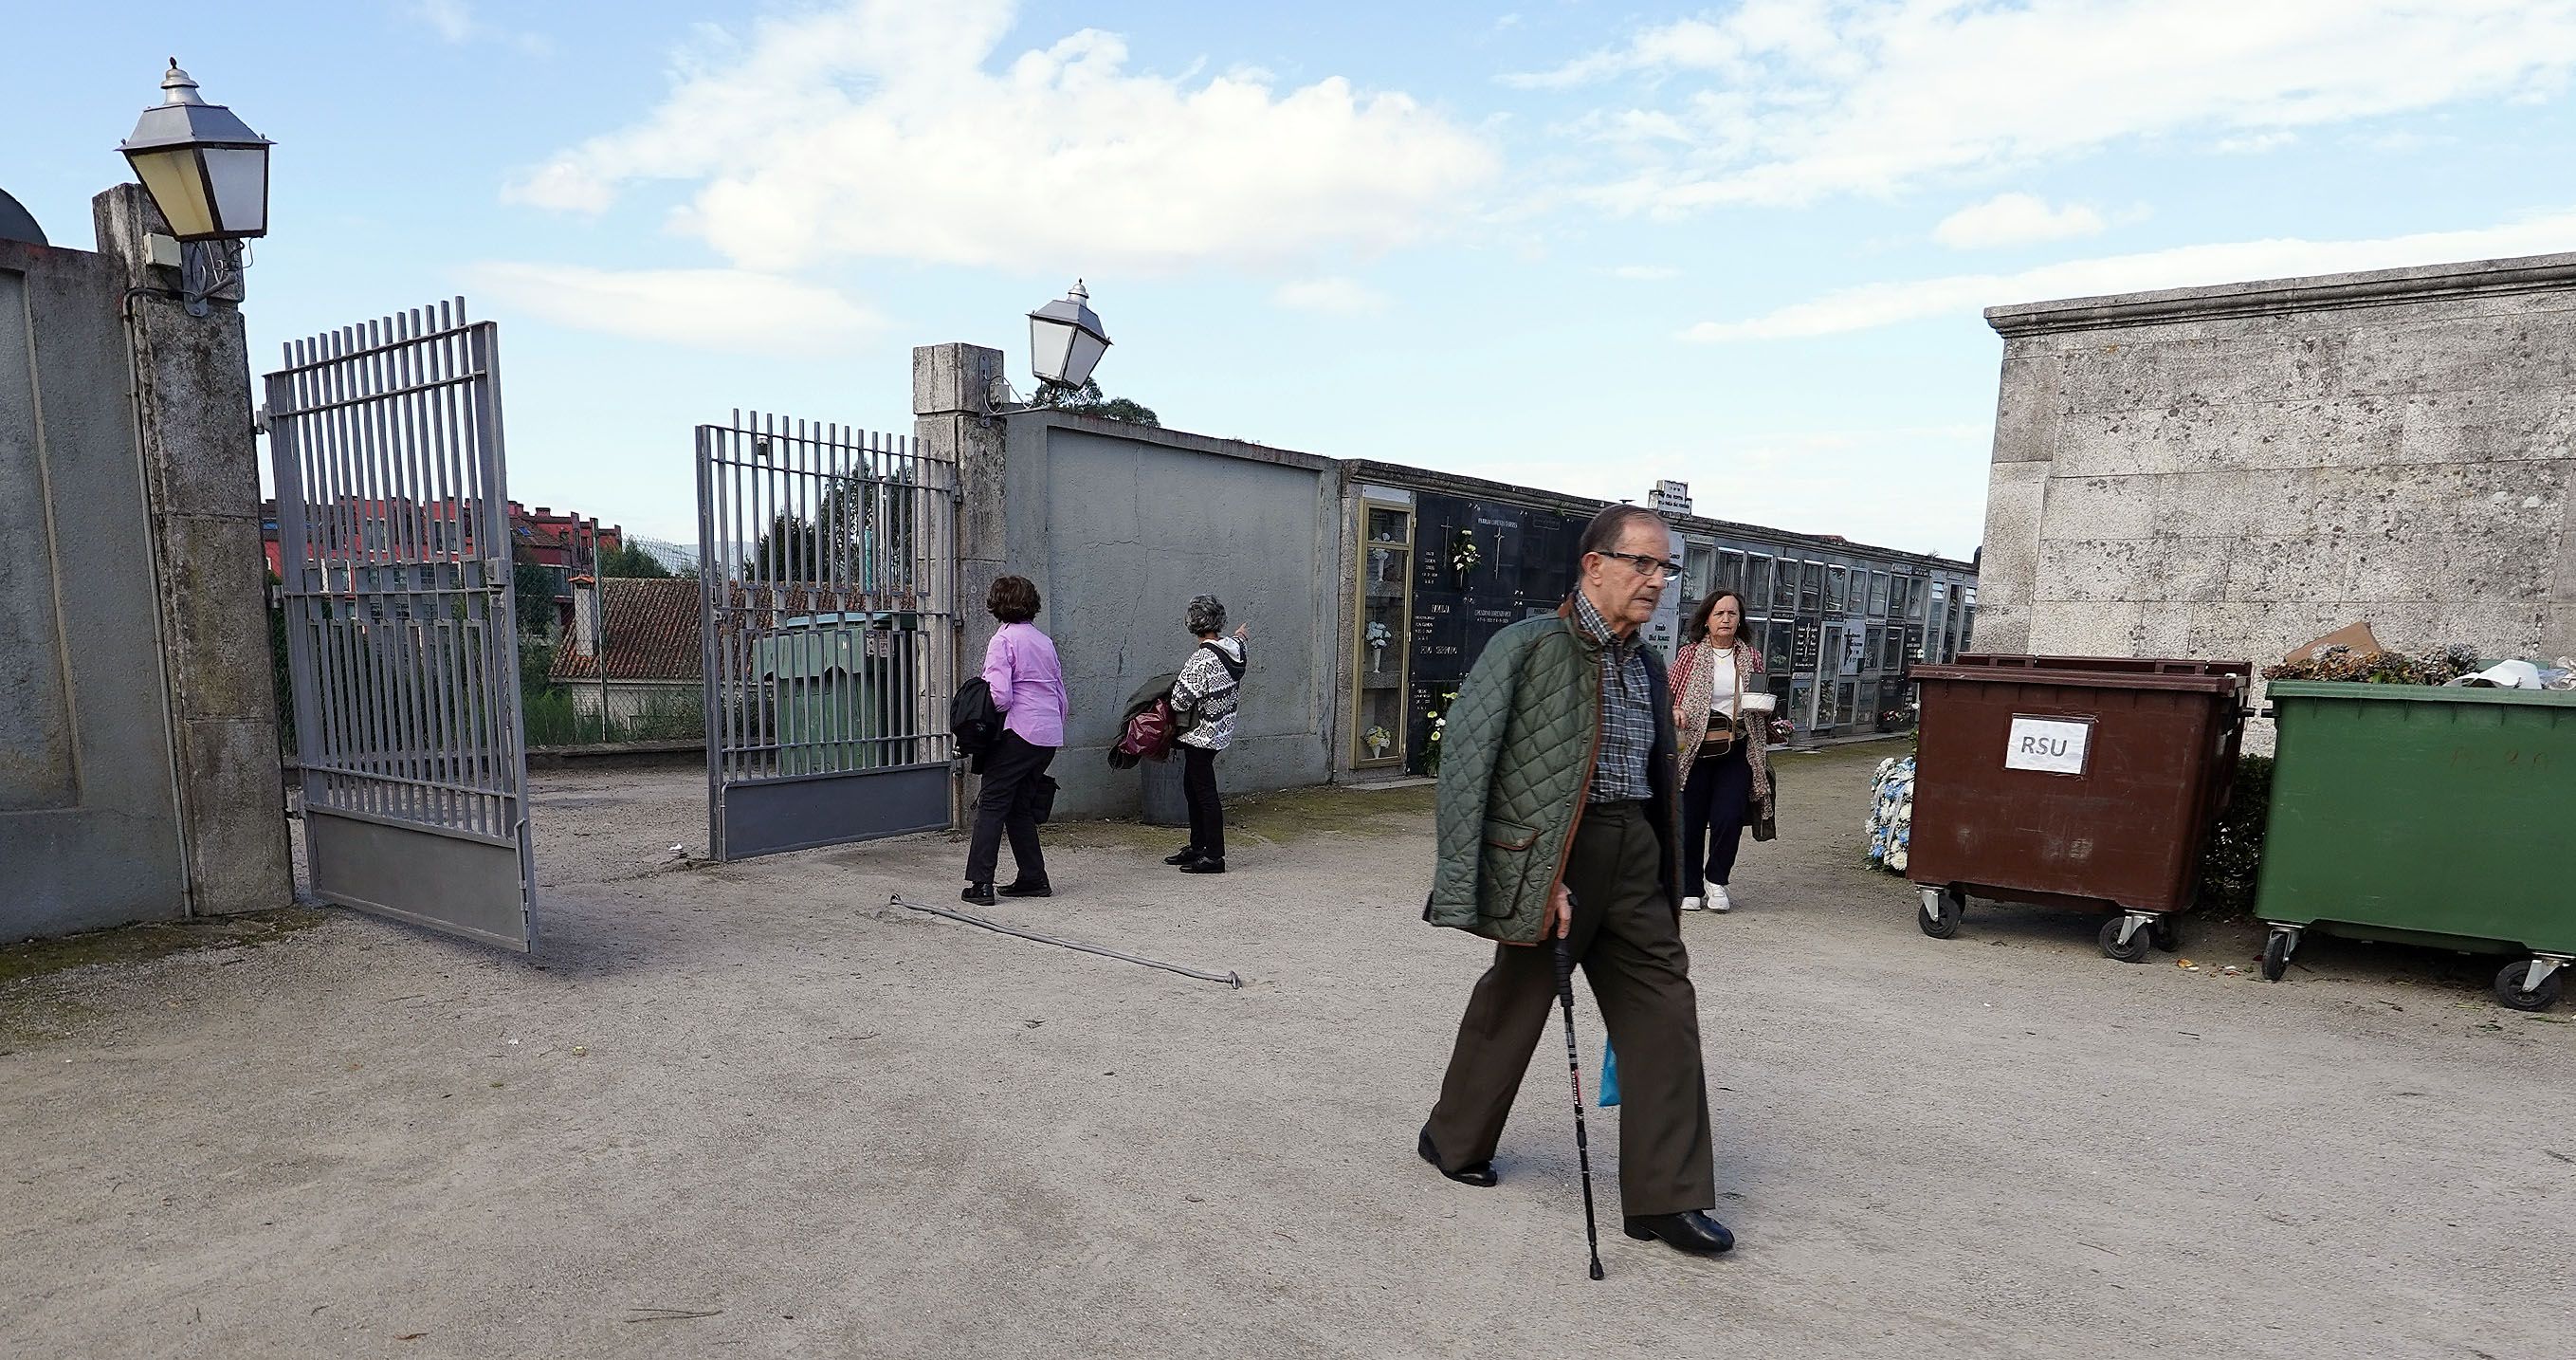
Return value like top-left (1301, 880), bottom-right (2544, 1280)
top-left (2005, 715), bottom-right (2092, 775)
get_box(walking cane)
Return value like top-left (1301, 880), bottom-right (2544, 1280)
top-left (1554, 919), bottom-right (1607, 1281)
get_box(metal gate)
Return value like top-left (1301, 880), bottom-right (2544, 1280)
top-left (265, 298), bottom-right (536, 949)
top-left (697, 412), bottom-right (957, 861)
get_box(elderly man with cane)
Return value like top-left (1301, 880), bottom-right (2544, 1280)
top-left (1416, 505), bottom-right (1734, 1261)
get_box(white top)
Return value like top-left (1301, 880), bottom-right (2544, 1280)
top-left (1708, 647), bottom-right (1738, 720)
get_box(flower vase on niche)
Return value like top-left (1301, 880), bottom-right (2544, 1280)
top-left (1363, 725), bottom-right (1392, 760)
top-left (1447, 528), bottom-right (1480, 590)
top-left (1365, 620), bottom-right (1391, 672)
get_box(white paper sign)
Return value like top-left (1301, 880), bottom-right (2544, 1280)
top-left (2005, 716), bottom-right (2091, 775)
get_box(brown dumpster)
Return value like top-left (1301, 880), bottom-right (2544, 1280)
top-left (1905, 654), bottom-right (2248, 962)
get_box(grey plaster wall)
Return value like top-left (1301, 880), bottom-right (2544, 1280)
top-left (0, 232), bottom-right (188, 936)
top-left (1001, 414), bottom-right (1339, 819)
top-left (1978, 252), bottom-right (2576, 739)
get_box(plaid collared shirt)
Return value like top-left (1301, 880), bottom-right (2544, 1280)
top-left (1572, 592), bottom-right (1656, 803)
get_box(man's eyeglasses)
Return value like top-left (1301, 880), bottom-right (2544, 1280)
top-left (1599, 550), bottom-right (1685, 582)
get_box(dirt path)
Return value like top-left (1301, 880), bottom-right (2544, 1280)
top-left (4, 742), bottom-right (2568, 1358)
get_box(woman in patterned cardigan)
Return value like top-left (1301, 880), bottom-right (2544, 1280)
top-left (1672, 589), bottom-right (1773, 912)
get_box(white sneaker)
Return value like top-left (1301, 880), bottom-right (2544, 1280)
top-left (1708, 886), bottom-right (1733, 913)
top-left (1680, 896), bottom-right (1703, 912)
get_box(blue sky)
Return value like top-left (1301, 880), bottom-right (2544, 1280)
top-left (9, 1), bottom-right (2576, 558)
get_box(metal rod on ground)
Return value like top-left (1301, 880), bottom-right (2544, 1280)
top-left (888, 894), bottom-right (1244, 987)
top-left (1554, 929), bottom-right (1606, 1281)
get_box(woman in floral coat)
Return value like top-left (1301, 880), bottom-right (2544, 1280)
top-left (1672, 589), bottom-right (1773, 912)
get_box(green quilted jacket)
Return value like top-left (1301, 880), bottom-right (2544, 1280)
top-left (1424, 608), bottom-right (1682, 944)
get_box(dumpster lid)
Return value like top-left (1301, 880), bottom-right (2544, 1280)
top-left (1909, 662), bottom-right (2244, 695)
top-left (1951, 653), bottom-right (2253, 680)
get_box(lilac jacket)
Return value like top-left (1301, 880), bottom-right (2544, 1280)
top-left (982, 622), bottom-right (1068, 748)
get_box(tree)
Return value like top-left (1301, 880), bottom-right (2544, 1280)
top-left (596, 542), bottom-right (672, 579)
top-left (1033, 378), bottom-right (1159, 427)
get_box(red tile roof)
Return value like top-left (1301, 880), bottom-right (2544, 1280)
top-left (551, 578), bottom-right (702, 682)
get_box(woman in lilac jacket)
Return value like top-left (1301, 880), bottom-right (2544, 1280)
top-left (963, 575), bottom-right (1069, 906)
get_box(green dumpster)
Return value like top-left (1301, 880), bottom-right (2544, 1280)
top-left (755, 612), bottom-right (922, 775)
top-left (2254, 680), bottom-right (2576, 1010)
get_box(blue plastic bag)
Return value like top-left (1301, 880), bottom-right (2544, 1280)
top-left (1599, 1041), bottom-right (1621, 1108)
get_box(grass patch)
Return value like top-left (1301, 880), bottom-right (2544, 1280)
top-left (0, 908), bottom-right (330, 990)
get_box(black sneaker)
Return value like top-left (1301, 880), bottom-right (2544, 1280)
top-left (997, 880), bottom-right (1052, 898)
top-left (1179, 859), bottom-right (1226, 874)
top-left (961, 881), bottom-right (996, 907)
top-left (1162, 847), bottom-right (1201, 866)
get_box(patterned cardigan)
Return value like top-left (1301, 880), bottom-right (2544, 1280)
top-left (1672, 638), bottom-right (1773, 815)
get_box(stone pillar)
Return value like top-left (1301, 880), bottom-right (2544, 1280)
top-left (92, 184), bottom-right (292, 917)
top-left (913, 342), bottom-right (1008, 825)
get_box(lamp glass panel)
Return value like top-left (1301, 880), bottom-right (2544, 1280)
top-left (200, 147), bottom-right (267, 235)
top-left (1030, 317), bottom-right (1076, 383)
top-left (1063, 330), bottom-right (1107, 387)
top-left (131, 149), bottom-right (216, 238)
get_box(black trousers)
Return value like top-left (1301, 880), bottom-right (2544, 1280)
top-left (1681, 743), bottom-right (1753, 897)
top-left (1425, 801), bottom-right (1716, 1217)
top-left (1181, 744), bottom-right (1224, 863)
top-left (965, 731), bottom-right (1055, 885)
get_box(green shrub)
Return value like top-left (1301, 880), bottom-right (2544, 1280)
top-left (2198, 754), bottom-right (2274, 917)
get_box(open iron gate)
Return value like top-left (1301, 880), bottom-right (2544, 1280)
top-left (697, 412), bottom-right (958, 861)
top-left (265, 298), bottom-right (536, 949)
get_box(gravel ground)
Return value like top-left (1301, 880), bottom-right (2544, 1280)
top-left (4, 740), bottom-right (2570, 1359)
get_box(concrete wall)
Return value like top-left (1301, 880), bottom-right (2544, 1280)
top-left (997, 412), bottom-right (1339, 819)
top-left (2, 217), bottom-right (187, 934)
top-left (1978, 252), bottom-right (2576, 735)
top-left (0, 187), bottom-right (289, 940)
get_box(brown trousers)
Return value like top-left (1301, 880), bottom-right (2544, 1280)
top-left (1424, 800), bottom-right (1716, 1217)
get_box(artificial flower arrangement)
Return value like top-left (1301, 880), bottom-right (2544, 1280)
top-left (1448, 529), bottom-right (1480, 586)
top-left (1365, 620), bottom-right (1393, 670)
top-left (1865, 754), bottom-right (1915, 875)
top-left (1363, 724), bottom-right (1394, 759)
top-left (1423, 689), bottom-right (1461, 776)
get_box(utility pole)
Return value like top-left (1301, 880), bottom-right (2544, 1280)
top-left (590, 516), bottom-right (611, 744)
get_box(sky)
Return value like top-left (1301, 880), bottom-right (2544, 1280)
top-left (9, 1), bottom-right (2576, 559)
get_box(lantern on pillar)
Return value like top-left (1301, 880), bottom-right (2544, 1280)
top-left (119, 60), bottom-right (272, 242)
top-left (1026, 280), bottom-right (1110, 391)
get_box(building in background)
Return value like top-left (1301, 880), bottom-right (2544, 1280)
top-left (1338, 466), bottom-right (1976, 778)
top-left (549, 576), bottom-right (703, 728)
top-left (1974, 250), bottom-right (2576, 744)
top-left (261, 497), bottom-right (625, 634)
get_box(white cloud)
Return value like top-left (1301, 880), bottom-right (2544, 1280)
top-left (1680, 210), bottom-right (2576, 341)
top-left (1510, 1), bottom-right (2576, 212)
top-left (411, 1), bottom-right (549, 55)
top-left (1272, 277), bottom-right (1391, 315)
top-left (2213, 131), bottom-right (2298, 155)
top-left (458, 264), bottom-right (883, 355)
top-left (1607, 264), bottom-right (1681, 280)
top-left (509, 0), bottom-right (1497, 276)
top-left (1933, 193), bottom-right (2107, 249)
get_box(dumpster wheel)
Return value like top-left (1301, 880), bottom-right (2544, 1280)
top-left (2148, 916), bottom-right (2182, 954)
top-left (2259, 928), bottom-right (2296, 983)
top-left (2494, 958), bottom-right (2566, 1013)
top-left (1918, 887), bottom-right (1964, 939)
top-left (2098, 915), bottom-right (2153, 964)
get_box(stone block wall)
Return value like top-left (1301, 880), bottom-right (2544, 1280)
top-left (1977, 252), bottom-right (2576, 738)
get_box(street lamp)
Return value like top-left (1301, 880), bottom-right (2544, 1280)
top-left (1026, 279), bottom-right (1110, 391)
top-left (119, 59), bottom-right (271, 315)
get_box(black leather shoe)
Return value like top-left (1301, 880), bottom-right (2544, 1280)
top-left (960, 882), bottom-right (996, 907)
top-left (997, 880), bottom-right (1051, 898)
top-left (1624, 1210), bottom-right (1734, 1255)
top-left (1417, 1125), bottom-right (1498, 1187)
top-left (1162, 847), bottom-right (1201, 866)
top-left (1179, 858), bottom-right (1226, 874)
